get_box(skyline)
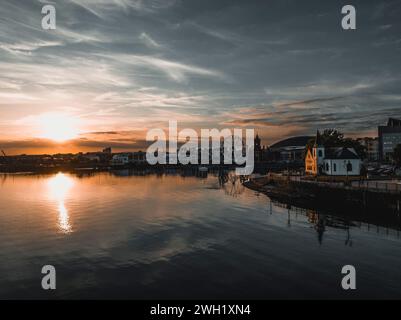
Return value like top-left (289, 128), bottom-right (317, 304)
top-left (1, 0), bottom-right (401, 155)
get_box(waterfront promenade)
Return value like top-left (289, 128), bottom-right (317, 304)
top-left (246, 173), bottom-right (401, 214)
top-left (250, 173), bottom-right (401, 195)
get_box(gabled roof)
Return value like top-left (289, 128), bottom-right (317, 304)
top-left (325, 147), bottom-right (360, 160)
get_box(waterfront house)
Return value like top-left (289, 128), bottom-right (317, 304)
top-left (132, 151), bottom-right (147, 165)
top-left (82, 152), bottom-right (101, 162)
top-left (111, 153), bottom-right (131, 166)
top-left (305, 131), bottom-right (361, 176)
top-left (111, 151), bottom-right (147, 166)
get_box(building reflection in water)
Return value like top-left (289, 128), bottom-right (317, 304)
top-left (219, 172), bottom-right (245, 198)
top-left (47, 172), bottom-right (74, 233)
top-left (307, 210), bottom-right (326, 245)
top-left (270, 196), bottom-right (401, 246)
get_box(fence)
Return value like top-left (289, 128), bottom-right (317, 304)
top-left (351, 180), bottom-right (401, 193)
top-left (253, 173), bottom-right (401, 194)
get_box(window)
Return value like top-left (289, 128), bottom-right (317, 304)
top-left (333, 163), bottom-right (337, 172)
top-left (347, 162), bottom-right (353, 172)
top-left (325, 163), bottom-right (329, 172)
top-left (318, 150), bottom-right (322, 157)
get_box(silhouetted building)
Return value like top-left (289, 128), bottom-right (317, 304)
top-left (378, 118), bottom-right (401, 162)
top-left (82, 148), bottom-right (113, 163)
top-left (82, 153), bottom-right (101, 162)
top-left (357, 137), bottom-right (379, 162)
top-left (132, 151), bottom-right (146, 164)
top-left (254, 133), bottom-right (262, 162)
top-left (111, 151), bottom-right (147, 166)
top-left (111, 153), bottom-right (131, 165)
top-left (268, 136), bottom-right (312, 163)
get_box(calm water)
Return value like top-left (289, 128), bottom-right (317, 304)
top-left (0, 171), bottom-right (401, 299)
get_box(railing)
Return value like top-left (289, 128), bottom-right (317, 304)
top-left (253, 173), bottom-right (401, 194)
top-left (351, 180), bottom-right (401, 193)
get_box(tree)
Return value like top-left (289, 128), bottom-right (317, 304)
top-left (305, 129), bottom-right (366, 159)
top-left (321, 129), bottom-right (344, 147)
top-left (305, 129), bottom-right (344, 150)
top-left (342, 138), bottom-right (367, 160)
top-left (394, 144), bottom-right (401, 165)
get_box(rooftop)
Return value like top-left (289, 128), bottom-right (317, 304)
top-left (270, 136), bottom-right (313, 149)
top-left (386, 118), bottom-right (401, 127)
top-left (325, 147), bottom-right (360, 160)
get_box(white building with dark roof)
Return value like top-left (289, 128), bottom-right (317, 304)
top-left (305, 131), bottom-right (361, 176)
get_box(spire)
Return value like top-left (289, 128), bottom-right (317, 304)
top-left (314, 130), bottom-right (322, 147)
top-left (255, 133), bottom-right (261, 152)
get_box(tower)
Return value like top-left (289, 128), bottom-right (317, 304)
top-left (254, 133), bottom-right (262, 162)
top-left (255, 133), bottom-right (261, 152)
top-left (314, 130), bottom-right (325, 168)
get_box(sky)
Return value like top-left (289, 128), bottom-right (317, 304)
top-left (0, 0), bottom-right (401, 154)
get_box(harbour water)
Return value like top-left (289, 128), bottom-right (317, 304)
top-left (0, 171), bottom-right (401, 299)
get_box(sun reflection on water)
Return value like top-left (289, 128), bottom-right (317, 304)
top-left (47, 172), bottom-right (74, 234)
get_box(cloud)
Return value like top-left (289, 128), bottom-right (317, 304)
top-left (0, 56), bottom-right (132, 89)
top-left (0, 40), bottom-right (63, 55)
top-left (1, 0), bottom-right (401, 153)
top-left (69, 0), bottom-right (177, 19)
top-left (70, 0), bottom-right (145, 17)
top-left (273, 96), bottom-right (345, 109)
top-left (139, 32), bottom-right (161, 48)
top-left (103, 53), bottom-right (226, 83)
top-left (223, 119), bottom-right (280, 127)
top-left (86, 131), bottom-right (119, 135)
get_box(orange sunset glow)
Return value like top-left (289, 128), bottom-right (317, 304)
top-left (38, 113), bottom-right (81, 142)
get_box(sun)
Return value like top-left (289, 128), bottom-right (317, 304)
top-left (39, 113), bottom-right (80, 142)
